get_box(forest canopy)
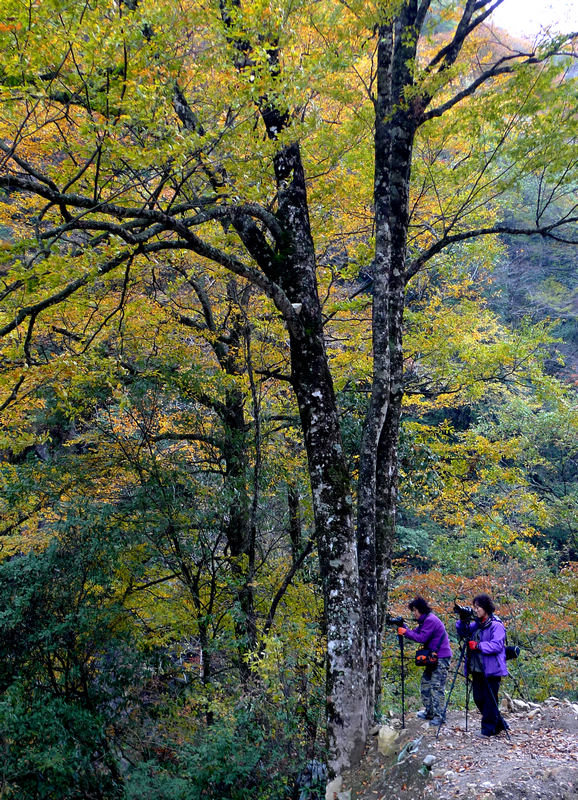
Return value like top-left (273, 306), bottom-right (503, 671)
top-left (0, 0), bottom-right (576, 796)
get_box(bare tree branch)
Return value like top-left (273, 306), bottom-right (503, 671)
top-left (406, 218), bottom-right (578, 281)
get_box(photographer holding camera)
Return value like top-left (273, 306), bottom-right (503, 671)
top-left (456, 593), bottom-right (509, 738)
top-left (397, 596), bottom-right (452, 727)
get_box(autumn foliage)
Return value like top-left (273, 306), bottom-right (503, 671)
top-left (0, 0), bottom-right (577, 795)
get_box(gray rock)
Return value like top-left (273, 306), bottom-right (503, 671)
top-left (430, 768), bottom-right (447, 778)
top-left (377, 725), bottom-right (400, 756)
top-left (325, 776), bottom-right (342, 800)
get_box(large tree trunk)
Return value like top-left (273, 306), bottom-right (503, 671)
top-left (290, 317), bottom-right (369, 775)
top-left (269, 140), bottom-right (369, 775)
top-left (359, 2), bottom-right (421, 711)
top-left (356, 16), bottom-right (394, 720)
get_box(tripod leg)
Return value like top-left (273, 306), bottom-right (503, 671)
top-left (399, 635), bottom-right (405, 729)
top-left (435, 640), bottom-right (467, 740)
top-left (465, 675), bottom-right (470, 732)
top-left (509, 671), bottom-right (526, 702)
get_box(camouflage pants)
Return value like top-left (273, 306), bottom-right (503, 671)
top-left (420, 657), bottom-right (451, 719)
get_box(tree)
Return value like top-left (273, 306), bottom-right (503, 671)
top-left (0, 521), bottom-right (135, 798)
top-left (1, 0), bottom-right (576, 775)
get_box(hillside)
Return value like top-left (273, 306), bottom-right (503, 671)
top-left (336, 697), bottom-right (578, 800)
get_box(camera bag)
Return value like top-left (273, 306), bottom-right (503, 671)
top-left (415, 648), bottom-right (438, 666)
top-left (505, 644), bottom-right (520, 660)
top-left (504, 629), bottom-right (520, 660)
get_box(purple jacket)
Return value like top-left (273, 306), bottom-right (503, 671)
top-left (403, 612), bottom-right (452, 658)
top-left (456, 616), bottom-right (508, 676)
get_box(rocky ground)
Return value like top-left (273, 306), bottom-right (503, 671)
top-left (336, 696), bottom-right (578, 800)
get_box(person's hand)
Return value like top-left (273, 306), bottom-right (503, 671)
top-left (397, 627), bottom-right (407, 635)
top-left (468, 640), bottom-right (478, 650)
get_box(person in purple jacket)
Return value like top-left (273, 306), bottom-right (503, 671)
top-left (397, 596), bottom-right (452, 727)
top-left (456, 593), bottom-right (509, 738)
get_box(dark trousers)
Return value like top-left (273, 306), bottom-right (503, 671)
top-left (471, 673), bottom-right (507, 735)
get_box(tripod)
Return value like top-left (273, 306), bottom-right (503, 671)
top-left (436, 635), bottom-right (470, 740)
top-left (397, 630), bottom-right (406, 729)
top-left (386, 616), bottom-right (407, 728)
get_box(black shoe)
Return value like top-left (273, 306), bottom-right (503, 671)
top-left (417, 710), bottom-right (434, 720)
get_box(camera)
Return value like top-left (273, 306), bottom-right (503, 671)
top-left (386, 614), bottom-right (405, 627)
top-left (453, 602), bottom-right (475, 621)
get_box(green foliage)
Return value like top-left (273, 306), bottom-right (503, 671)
top-left (181, 704), bottom-right (294, 799)
top-left (125, 697), bottom-right (304, 800)
top-left (0, 524), bottom-right (144, 799)
top-left (0, 529), bottom-right (131, 689)
top-left (394, 524), bottom-right (434, 566)
top-left (0, 688), bottom-right (120, 800)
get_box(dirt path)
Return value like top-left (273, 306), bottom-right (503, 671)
top-left (341, 699), bottom-right (578, 800)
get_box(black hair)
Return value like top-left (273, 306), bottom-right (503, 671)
top-left (473, 593), bottom-right (495, 615)
top-left (408, 596), bottom-right (431, 615)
